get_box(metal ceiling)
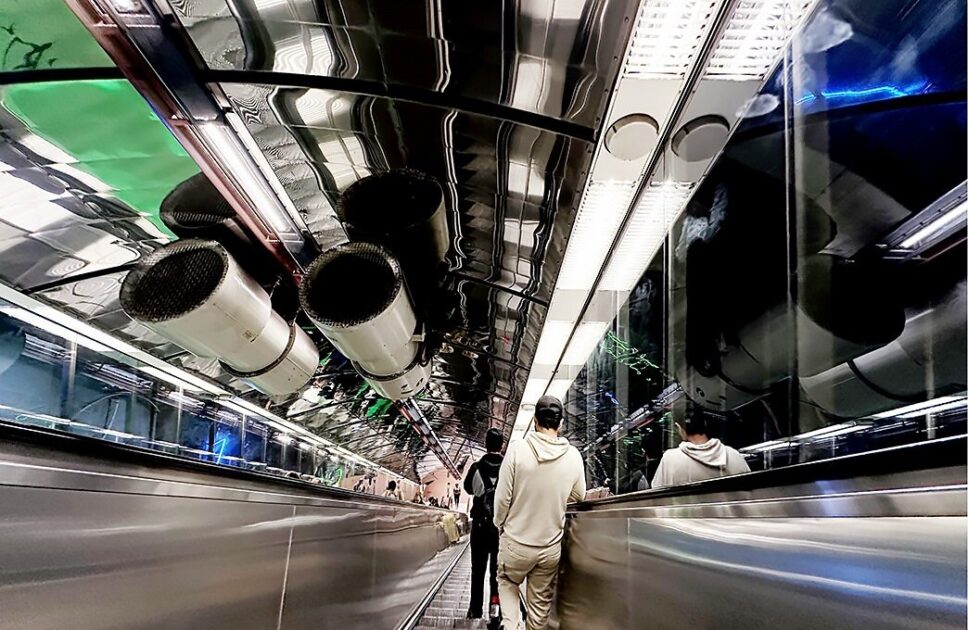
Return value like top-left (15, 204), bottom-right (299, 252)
top-left (0, 0), bottom-right (637, 476)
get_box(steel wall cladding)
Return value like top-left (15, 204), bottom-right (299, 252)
top-left (558, 467), bottom-right (968, 630)
top-left (0, 436), bottom-right (465, 630)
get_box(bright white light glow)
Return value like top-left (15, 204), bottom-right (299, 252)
top-left (532, 321), bottom-right (574, 364)
top-left (872, 396), bottom-right (963, 419)
top-left (899, 201), bottom-right (967, 249)
top-left (556, 180), bottom-right (637, 290)
top-left (898, 399), bottom-right (968, 419)
top-left (199, 122), bottom-right (303, 242)
top-left (562, 321), bottom-right (610, 366)
top-left (546, 378), bottom-right (573, 400)
top-left (625, 0), bottom-right (718, 78)
top-left (138, 365), bottom-right (204, 393)
top-left (599, 181), bottom-right (693, 291)
top-left (522, 378), bottom-right (550, 405)
top-left (706, 0), bottom-right (816, 80)
top-left (794, 422), bottom-right (867, 440)
top-left (0, 305), bottom-right (111, 354)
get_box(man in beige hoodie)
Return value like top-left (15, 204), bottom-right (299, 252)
top-left (651, 409), bottom-right (750, 488)
top-left (493, 395), bottom-right (585, 630)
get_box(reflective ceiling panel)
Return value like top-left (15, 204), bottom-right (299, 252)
top-left (171, 0), bottom-right (630, 128)
top-left (0, 0), bottom-right (636, 474)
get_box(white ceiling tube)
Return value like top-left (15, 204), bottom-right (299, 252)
top-left (514, 0), bottom-right (819, 439)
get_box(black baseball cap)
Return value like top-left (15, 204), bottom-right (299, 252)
top-left (535, 395), bottom-right (563, 420)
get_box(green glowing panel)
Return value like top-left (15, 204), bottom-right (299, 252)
top-left (2, 80), bottom-right (200, 234)
top-left (0, 0), bottom-right (113, 71)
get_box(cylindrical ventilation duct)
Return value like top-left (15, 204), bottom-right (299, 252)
top-left (338, 169), bottom-right (453, 328)
top-left (801, 281), bottom-right (967, 417)
top-left (299, 242), bottom-right (431, 400)
top-left (120, 240), bottom-right (318, 396)
top-left (160, 173), bottom-right (300, 320)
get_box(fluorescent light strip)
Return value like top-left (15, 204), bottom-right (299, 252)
top-left (898, 399), bottom-right (968, 419)
top-left (532, 321), bottom-right (575, 365)
top-left (138, 365), bottom-right (204, 393)
top-left (899, 200), bottom-right (967, 249)
top-left (562, 321), bottom-right (610, 366)
top-left (624, 0), bottom-right (719, 78)
top-left (599, 181), bottom-right (693, 291)
top-left (198, 123), bottom-right (303, 242)
top-left (0, 306), bottom-right (111, 354)
top-left (555, 180), bottom-right (637, 290)
top-left (872, 396), bottom-right (963, 419)
top-left (706, 0), bottom-right (816, 80)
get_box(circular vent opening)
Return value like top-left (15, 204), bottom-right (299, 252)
top-left (339, 170), bottom-right (442, 234)
top-left (302, 244), bottom-right (401, 327)
top-left (160, 173), bottom-right (236, 230)
top-left (121, 242), bottom-right (227, 322)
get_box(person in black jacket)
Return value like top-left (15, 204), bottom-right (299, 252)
top-left (464, 427), bottom-right (504, 619)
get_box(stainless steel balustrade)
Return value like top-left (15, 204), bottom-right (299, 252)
top-left (0, 423), bottom-right (467, 630)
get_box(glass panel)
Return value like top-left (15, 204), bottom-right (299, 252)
top-left (566, 0), bottom-right (967, 494)
top-left (785, 0), bottom-right (967, 464)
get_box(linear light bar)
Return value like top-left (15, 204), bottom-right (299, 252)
top-left (898, 398), bottom-right (968, 419)
top-left (599, 181), bottom-right (693, 291)
top-left (625, 0), bottom-right (719, 79)
top-left (0, 305), bottom-right (111, 354)
top-left (198, 122), bottom-right (305, 243)
top-left (555, 180), bottom-right (638, 290)
top-left (899, 200), bottom-right (967, 250)
top-left (706, 0), bottom-right (816, 80)
top-left (532, 321), bottom-right (575, 365)
top-left (562, 321), bottom-right (610, 366)
top-left (794, 421), bottom-right (867, 440)
top-left (138, 365), bottom-right (205, 393)
top-left (871, 396), bottom-right (963, 419)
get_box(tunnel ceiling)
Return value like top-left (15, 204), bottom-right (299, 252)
top-left (0, 0), bottom-right (637, 477)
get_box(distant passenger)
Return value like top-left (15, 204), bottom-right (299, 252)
top-left (651, 410), bottom-right (750, 489)
top-left (625, 467), bottom-right (650, 493)
top-left (494, 395), bottom-right (586, 630)
top-left (463, 427), bottom-right (504, 620)
top-left (383, 480), bottom-right (403, 500)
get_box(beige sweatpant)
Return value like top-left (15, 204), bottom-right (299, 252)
top-left (496, 535), bottom-right (561, 630)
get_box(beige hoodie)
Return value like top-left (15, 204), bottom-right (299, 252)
top-left (651, 438), bottom-right (750, 489)
top-left (493, 431), bottom-right (586, 547)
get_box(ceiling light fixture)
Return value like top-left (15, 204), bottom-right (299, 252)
top-left (624, 0), bottom-right (719, 79)
top-left (871, 396), bottom-right (964, 419)
top-left (599, 181), bottom-right (693, 291)
top-left (561, 321), bottom-right (610, 366)
top-left (555, 180), bottom-right (638, 290)
top-left (705, 0), bottom-right (817, 80)
top-left (198, 122), bottom-right (305, 244)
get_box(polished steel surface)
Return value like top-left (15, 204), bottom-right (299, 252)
top-left (0, 437), bottom-right (467, 630)
top-left (171, 0), bottom-right (630, 128)
top-left (558, 467), bottom-right (968, 630)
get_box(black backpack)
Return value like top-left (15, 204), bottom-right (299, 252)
top-left (474, 465), bottom-right (499, 525)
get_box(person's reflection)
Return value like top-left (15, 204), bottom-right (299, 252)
top-left (652, 409), bottom-right (750, 488)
